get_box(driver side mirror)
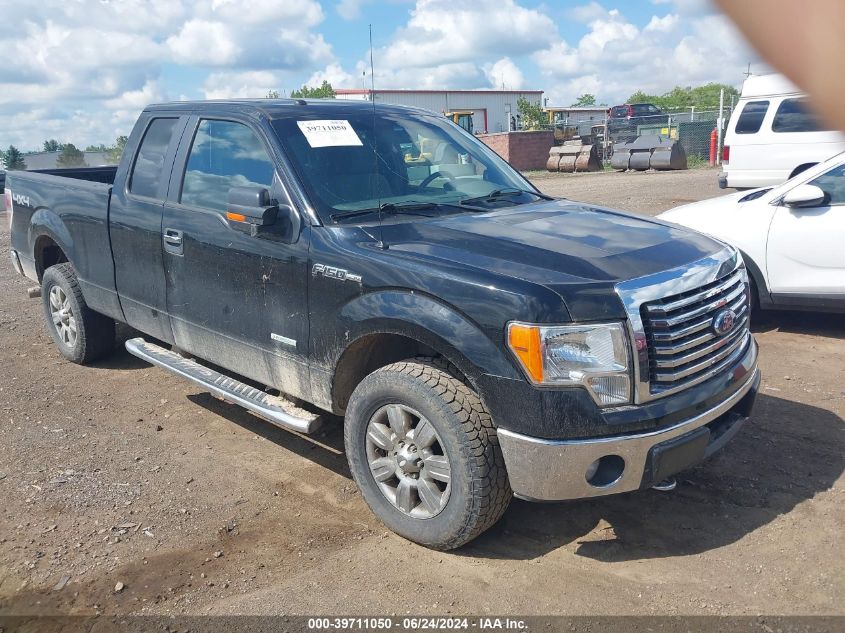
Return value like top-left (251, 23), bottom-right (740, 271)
top-left (226, 186), bottom-right (301, 242)
top-left (227, 186), bottom-right (278, 226)
top-left (782, 184), bottom-right (828, 209)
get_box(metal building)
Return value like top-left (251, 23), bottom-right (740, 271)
top-left (335, 89), bottom-right (544, 134)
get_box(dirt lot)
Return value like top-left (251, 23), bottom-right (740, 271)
top-left (0, 168), bottom-right (842, 618)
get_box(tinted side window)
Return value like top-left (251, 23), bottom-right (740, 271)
top-left (181, 120), bottom-right (275, 211)
top-left (772, 98), bottom-right (824, 133)
top-left (611, 106), bottom-right (628, 117)
top-left (809, 163), bottom-right (845, 205)
top-left (735, 100), bottom-right (769, 134)
top-left (129, 118), bottom-right (178, 198)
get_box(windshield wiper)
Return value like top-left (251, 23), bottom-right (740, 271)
top-left (331, 201), bottom-right (440, 222)
top-left (459, 187), bottom-right (554, 206)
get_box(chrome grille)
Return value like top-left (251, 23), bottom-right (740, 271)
top-left (641, 269), bottom-right (751, 395)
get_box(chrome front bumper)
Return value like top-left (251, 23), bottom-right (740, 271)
top-left (498, 353), bottom-right (760, 502)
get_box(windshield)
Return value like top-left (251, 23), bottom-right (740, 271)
top-left (271, 111), bottom-right (544, 224)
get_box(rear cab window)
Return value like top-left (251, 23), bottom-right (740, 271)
top-left (734, 100), bottom-right (769, 134)
top-left (180, 119), bottom-right (276, 211)
top-left (129, 118), bottom-right (179, 198)
top-left (772, 98), bottom-right (824, 133)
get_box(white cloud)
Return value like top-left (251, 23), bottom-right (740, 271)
top-left (202, 70), bottom-right (283, 100)
top-left (337, 0), bottom-right (366, 20)
top-left (326, 0), bottom-right (546, 89)
top-left (167, 20), bottom-right (241, 66)
top-left (104, 81), bottom-right (166, 110)
top-left (534, 6), bottom-right (755, 107)
top-left (307, 63), bottom-right (359, 90)
top-left (567, 2), bottom-right (610, 23)
top-left (645, 13), bottom-right (679, 32)
top-left (381, 0), bottom-right (555, 70)
top-left (483, 58), bottom-right (525, 90)
top-left (0, 0), bottom-right (337, 149)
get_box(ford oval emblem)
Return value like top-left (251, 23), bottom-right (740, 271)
top-left (712, 308), bottom-right (736, 336)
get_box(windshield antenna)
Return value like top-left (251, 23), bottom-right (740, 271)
top-left (369, 24), bottom-right (386, 249)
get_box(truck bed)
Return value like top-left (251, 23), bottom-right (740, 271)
top-left (7, 167), bottom-right (120, 321)
top-left (24, 165), bottom-right (117, 187)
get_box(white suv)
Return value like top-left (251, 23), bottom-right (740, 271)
top-left (661, 153), bottom-right (845, 313)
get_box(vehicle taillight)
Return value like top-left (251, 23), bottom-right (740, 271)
top-left (722, 145), bottom-right (730, 164)
top-left (4, 188), bottom-right (12, 229)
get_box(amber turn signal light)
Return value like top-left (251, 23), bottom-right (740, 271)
top-left (226, 211), bottom-right (247, 222)
top-left (507, 324), bottom-right (543, 383)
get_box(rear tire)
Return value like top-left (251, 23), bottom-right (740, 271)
top-left (41, 263), bottom-right (115, 364)
top-left (344, 357), bottom-right (511, 550)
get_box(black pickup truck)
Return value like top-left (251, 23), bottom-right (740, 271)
top-left (6, 99), bottom-right (759, 549)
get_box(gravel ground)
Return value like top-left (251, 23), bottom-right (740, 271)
top-left (0, 169), bottom-right (842, 618)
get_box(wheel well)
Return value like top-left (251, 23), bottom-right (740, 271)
top-left (34, 236), bottom-right (68, 281)
top-left (789, 163), bottom-right (816, 179)
top-left (331, 333), bottom-right (468, 414)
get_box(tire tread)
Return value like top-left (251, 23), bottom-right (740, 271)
top-left (42, 263), bottom-right (115, 364)
top-left (366, 356), bottom-right (511, 549)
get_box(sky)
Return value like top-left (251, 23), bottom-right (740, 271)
top-left (0, 0), bottom-right (761, 152)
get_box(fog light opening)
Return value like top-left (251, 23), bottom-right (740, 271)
top-left (586, 455), bottom-right (626, 488)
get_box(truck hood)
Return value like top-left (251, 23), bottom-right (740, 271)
top-left (381, 199), bottom-right (726, 320)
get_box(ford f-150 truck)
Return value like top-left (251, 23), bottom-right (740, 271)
top-left (6, 99), bottom-right (760, 549)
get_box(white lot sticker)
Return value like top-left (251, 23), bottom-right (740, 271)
top-left (296, 120), bottom-right (363, 148)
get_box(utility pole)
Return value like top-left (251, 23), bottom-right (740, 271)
top-left (716, 87), bottom-right (725, 165)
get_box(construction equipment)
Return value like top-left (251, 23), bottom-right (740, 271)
top-left (445, 110), bottom-right (474, 134)
top-left (610, 135), bottom-right (688, 171)
top-left (547, 141), bottom-right (601, 173)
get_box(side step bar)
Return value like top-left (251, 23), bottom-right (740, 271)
top-left (125, 338), bottom-right (322, 434)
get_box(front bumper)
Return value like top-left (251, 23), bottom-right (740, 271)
top-left (498, 366), bottom-right (760, 501)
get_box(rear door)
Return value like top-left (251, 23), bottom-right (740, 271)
top-left (161, 115), bottom-right (311, 395)
top-left (767, 161), bottom-right (845, 302)
top-left (110, 114), bottom-right (189, 343)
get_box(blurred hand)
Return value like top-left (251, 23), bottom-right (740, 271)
top-left (717, 0), bottom-right (845, 132)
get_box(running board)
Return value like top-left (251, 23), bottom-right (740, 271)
top-left (125, 337), bottom-right (322, 434)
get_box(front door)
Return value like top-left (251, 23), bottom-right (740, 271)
top-left (767, 161), bottom-right (845, 301)
top-left (162, 117), bottom-right (311, 398)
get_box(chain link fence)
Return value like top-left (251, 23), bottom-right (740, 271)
top-left (543, 107), bottom-right (734, 164)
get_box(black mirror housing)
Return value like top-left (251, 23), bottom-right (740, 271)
top-left (227, 186), bottom-right (278, 226)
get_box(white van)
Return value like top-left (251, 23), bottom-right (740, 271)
top-left (720, 73), bottom-right (845, 189)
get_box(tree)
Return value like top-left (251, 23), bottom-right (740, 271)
top-left (266, 90), bottom-right (281, 99)
top-left (516, 96), bottom-right (544, 130)
top-left (290, 80), bottom-right (335, 99)
top-left (56, 143), bottom-right (86, 168)
top-left (3, 145), bottom-right (27, 170)
top-left (107, 136), bottom-right (128, 164)
top-left (571, 93), bottom-right (596, 107)
top-left (43, 139), bottom-right (62, 152)
top-left (625, 83), bottom-right (740, 110)
top-left (626, 90), bottom-right (657, 105)
top-left (85, 143), bottom-right (109, 152)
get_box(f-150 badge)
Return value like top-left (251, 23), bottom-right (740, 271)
top-left (312, 263), bottom-right (362, 284)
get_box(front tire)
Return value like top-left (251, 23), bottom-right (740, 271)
top-left (344, 358), bottom-right (511, 550)
top-left (41, 263), bottom-right (115, 364)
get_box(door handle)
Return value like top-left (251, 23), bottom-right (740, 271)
top-left (163, 229), bottom-right (184, 255)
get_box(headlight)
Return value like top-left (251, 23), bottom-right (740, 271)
top-left (507, 321), bottom-right (632, 406)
